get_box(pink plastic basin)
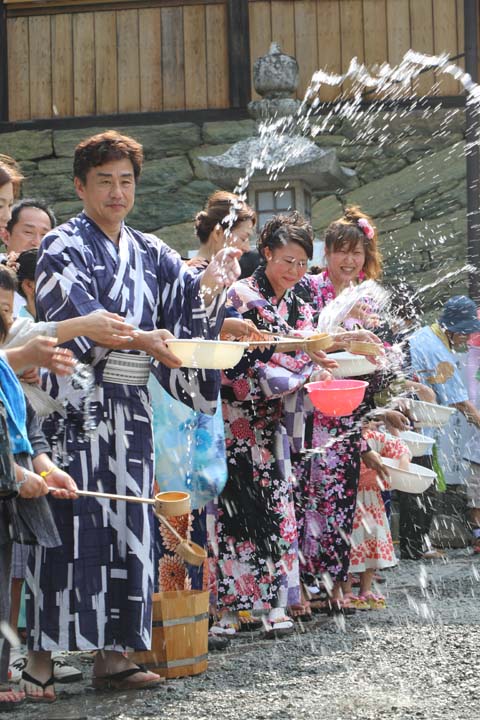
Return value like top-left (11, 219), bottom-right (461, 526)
top-left (305, 379), bottom-right (369, 417)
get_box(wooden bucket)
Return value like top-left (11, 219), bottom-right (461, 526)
top-left (131, 590), bottom-right (209, 679)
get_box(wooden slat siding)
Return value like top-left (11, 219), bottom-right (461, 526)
top-left (184, 4), bottom-right (207, 109)
top-left (293, 0), bottom-right (318, 100)
top-left (271, 1), bottom-right (294, 56)
top-left (94, 11), bottom-right (117, 114)
top-left (7, 16), bottom-right (30, 119)
top-left (139, 7), bottom-right (162, 111)
top-left (434, 0), bottom-right (460, 95)
top-left (117, 8), bottom-right (140, 112)
top-left (316, 0), bottom-right (341, 102)
top-left (339, 0), bottom-right (364, 97)
top-left (6, 0), bottom-right (225, 11)
top-left (227, 0), bottom-right (250, 107)
top-left (29, 15), bottom-right (52, 117)
top-left (248, 1), bottom-right (271, 100)
top-left (385, 0), bottom-right (411, 96)
top-left (205, 3), bottom-right (229, 108)
top-left (409, 0), bottom-right (435, 96)
top-left (51, 13), bottom-right (73, 116)
top-left (456, 0), bottom-right (465, 74)
top-left (72, 11), bottom-right (95, 115)
top-left (362, 0), bottom-right (387, 101)
top-left (161, 5), bottom-right (185, 110)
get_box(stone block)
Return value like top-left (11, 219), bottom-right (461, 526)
top-left (313, 134), bottom-right (347, 147)
top-left (345, 144), bottom-right (466, 218)
top-left (377, 210), bottom-right (413, 233)
top-left (357, 156), bottom-right (407, 184)
top-left (53, 123), bottom-right (201, 158)
top-left (18, 161), bottom-right (38, 176)
top-left (127, 179), bottom-right (217, 232)
top-left (202, 120), bottom-right (256, 145)
top-left (53, 127), bottom-right (110, 157)
top-left (38, 157), bottom-right (74, 176)
top-left (189, 144), bottom-right (231, 180)
top-left (430, 513), bottom-right (471, 549)
top-left (153, 222), bottom-right (197, 257)
top-left (22, 174), bottom-right (74, 203)
top-left (136, 156), bottom-right (193, 195)
top-left (53, 200), bottom-right (83, 224)
top-left (311, 195), bottom-right (343, 233)
top-left (0, 130), bottom-right (53, 160)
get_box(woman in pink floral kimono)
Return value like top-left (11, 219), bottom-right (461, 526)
top-left (212, 214), bottom-right (335, 636)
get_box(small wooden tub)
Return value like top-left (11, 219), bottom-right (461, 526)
top-left (132, 590), bottom-right (209, 679)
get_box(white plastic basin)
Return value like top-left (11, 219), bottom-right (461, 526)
top-left (397, 430), bottom-right (436, 457)
top-left (330, 351), bottom-right (377, 378)
top-left (166, 339), bottom-right (248, 369)
top-left (406, 399), bottom-right (457, 428)
top-left (382, 457), bottom-right (436, 494)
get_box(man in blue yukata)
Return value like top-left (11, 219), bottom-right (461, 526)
top-left (406, 295), bottom-right (480, 560)
top-left (21, 131), bottom-right (241, 700)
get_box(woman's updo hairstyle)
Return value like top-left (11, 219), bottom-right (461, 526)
top-left (325, 205), bottom-right (382, 280)
top-left (194, 191), bottom-right (256, 244)
top-left (0, 155), bottom-right (24, 197)
top-left (258, 212), bottom-right (314, 260)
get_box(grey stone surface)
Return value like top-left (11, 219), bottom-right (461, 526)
top-left (0, 130), bottom-right (53, 160)
top-left (253, 42), bottom-right (299, 99)
top-left (153, 221), bottom-right (198, 256)
top-left (377, 210), bottom-right (414, 233)
top-left (345, 144), bottom-right (465, 218)
top-left (22, 173), bottom-right (74, 203)
top-left (200, 136), bottom-right (355, 191)
top-left (128, 179), bottom-right (217, 232)
top-left (202, 121), bottom-right (256, 146)
top-left (53, 124), bottom-right (201, 158)
top-left (311, 195), bottom-right (344, 233)
top-left (137, 156), bottom-right (193, 195)
top-left (189, 144), bottom-right (231, 180)
top-left (356, 155), bottom-right (408, 184)
top-left (38, 157), bottom-right (74, 176)
top-left (53, 199), bottom-right (83, 223)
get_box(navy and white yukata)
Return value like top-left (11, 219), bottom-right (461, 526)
top-left (26, 212), bottom-right (224, 652)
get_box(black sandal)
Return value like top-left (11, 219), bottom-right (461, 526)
top-left (92, 663), bottom-right (163, 690)
top-left (20, 665), bottom-right (56, 703)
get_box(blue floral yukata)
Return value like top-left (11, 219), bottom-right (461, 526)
top-left (26, 212), bottom-right (224, 652)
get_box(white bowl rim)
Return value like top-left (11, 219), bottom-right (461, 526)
top-left (406, 399), bottom-right (456, 414)
top-left (381, 456), bottom-right (437, 479)
top-left (328, 351), bottom-right (377, 363)
top-left (166, 338), bottom-right (249, 348)
top-left (398, 430), bottom-right (436, 444)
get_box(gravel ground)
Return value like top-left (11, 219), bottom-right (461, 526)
top-left (3, 548), bottom-right (480, 720)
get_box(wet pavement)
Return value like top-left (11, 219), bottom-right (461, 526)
top-left (2, 548), bottom-right (479, 720)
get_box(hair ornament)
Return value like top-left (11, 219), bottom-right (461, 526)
top-left (357, 217), bottom-right (374, 240)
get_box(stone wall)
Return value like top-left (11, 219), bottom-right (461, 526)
top-left (0, 107), bottom-right (469, 307)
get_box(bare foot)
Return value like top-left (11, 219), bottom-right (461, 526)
top-left (0, 686), bottom-right (25, 706)
top-left (20, 651), bottom-right (55, 701)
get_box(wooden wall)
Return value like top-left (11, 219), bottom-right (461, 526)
top-left (4, 0), bottom-right (472, 122)
top-left (249, 0), bottom-right (466, 101)
top-left (6, 1), bottom-right (229, 120)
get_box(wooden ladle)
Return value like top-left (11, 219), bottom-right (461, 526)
top-left (48, 487), bottom-right (207, 567)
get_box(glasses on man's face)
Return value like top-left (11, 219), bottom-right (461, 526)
top-left (273, 256), bottom-right (309, 270)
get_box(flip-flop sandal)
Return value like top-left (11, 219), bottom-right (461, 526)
top-left (20, 666), bottom-right (56, 703)
top-left (343, 593), bottom-right (370, 611)
top-left (92, 664), bottom-right (164, 691)
top-left (0, 684), bottom-right (25, 710)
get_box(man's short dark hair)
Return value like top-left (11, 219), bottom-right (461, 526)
top-left (0, 265), bottom-right (17, 293)
top-left (73, 130), bottom-right (144, 184)
top-left (6, 198), bottom-right (56, 234)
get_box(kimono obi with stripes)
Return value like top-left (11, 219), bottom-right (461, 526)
top-left (102, 351), bottom-right (151, 386)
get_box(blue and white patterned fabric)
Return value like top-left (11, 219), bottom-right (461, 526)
top-left (26, 213), bottom-right (225, 652)
top-left (149, 379), bottom-right (227, 510)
